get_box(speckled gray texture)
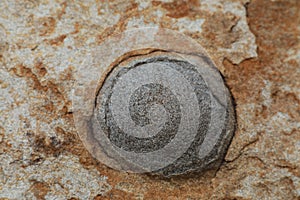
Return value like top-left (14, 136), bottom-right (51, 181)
top-left (94, 55), bottom-right (235, 176)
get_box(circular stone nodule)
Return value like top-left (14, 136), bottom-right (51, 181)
top-left (92, 54), bottom-right (236, 177)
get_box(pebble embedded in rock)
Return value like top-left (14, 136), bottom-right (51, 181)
top-left (94, 54), bottom-right (236, 177)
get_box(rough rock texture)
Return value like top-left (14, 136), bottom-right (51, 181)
top-left (0, 0), bottom-right (299, 199)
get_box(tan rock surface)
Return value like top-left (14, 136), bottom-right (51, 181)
top-left (0, 0), bottom-right (299, 199)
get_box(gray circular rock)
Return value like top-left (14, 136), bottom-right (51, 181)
top-left (93, 54), bottom-right (235, 177)
top-left (72, 28), bottom-right (236, 177)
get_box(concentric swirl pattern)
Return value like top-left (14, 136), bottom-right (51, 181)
top-left (93, 56), bottom-right (234, 176)
top-left (72, 28), bottom-right (235, 177)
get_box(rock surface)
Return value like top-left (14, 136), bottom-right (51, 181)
top-left (0, 0), bottom-right (299, 199)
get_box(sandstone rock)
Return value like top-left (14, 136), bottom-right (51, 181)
top-left (0, 0), bottom-right (299, 199)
